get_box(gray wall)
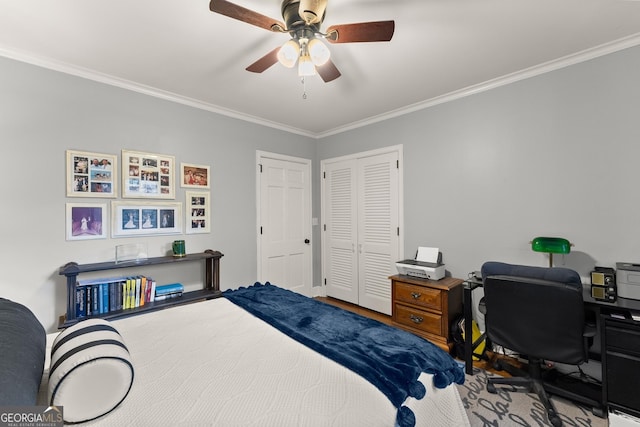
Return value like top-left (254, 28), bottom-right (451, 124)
top-left (318, 44), bottom-right (640, 282)
top-left (0, 56), bottom-right (316, 331)
top-left (3, 42), bottom-right (640, 331)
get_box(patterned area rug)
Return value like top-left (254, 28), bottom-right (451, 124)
top-left (457, 367), bottom-right (609, 426)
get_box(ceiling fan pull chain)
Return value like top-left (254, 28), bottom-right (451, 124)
top-left (301, 76), bottom-right (308, 99)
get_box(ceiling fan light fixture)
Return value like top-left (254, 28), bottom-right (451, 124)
top-left (298, 54), bottom-right (316, 76)
top-left (277, 39), bottom-right (300, 68)
top-left (308, 38), bottom-right (330, 66)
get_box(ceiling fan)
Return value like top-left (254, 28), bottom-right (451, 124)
top-left (209, 0), bottom-right (395, 82)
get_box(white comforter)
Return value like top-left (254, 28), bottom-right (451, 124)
top-left (40, 298), bottom-right (469, 426)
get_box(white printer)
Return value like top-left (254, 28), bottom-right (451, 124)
top-left (616, 262), bottom-right (640, 300)
top-left (395, 246), bottom-right (446, 280)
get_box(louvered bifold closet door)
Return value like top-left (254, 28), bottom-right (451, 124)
top-left (357, 152), bottom-right (399, 315)
top-left (324, 160), bottom-right (359, 304)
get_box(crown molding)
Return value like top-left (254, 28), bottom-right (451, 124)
top-left (316, 33), bottom-right (640, 139)
top-left (0, 45), bottom-right (317, 139)
top-left (2, 33), bottom-right (640, 140)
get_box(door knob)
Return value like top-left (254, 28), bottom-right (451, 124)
top-left (304, 239), bottom-right (310, 244)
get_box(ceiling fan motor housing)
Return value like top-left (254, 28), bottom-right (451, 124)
top-left (281, 0), bottom-right (326, 30)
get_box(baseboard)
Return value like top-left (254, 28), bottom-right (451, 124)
top-left (610, 409), bottom-right (640, 426)
top-left (312, 285), bottom-right (326, 298)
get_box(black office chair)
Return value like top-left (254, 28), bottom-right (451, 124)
top-left (480, 261), bottom-right (599, 427)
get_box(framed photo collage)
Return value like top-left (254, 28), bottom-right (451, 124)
top-left (65, 149), bottom-right (211, 241)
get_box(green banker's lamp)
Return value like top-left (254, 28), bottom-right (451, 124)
top-left (531, 236), bottom-right (572, 268)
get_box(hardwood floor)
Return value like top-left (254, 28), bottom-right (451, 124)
top-left (315, 296), bottom-right (508, 376)
top-left (315, 296), bottom-right (395, 325)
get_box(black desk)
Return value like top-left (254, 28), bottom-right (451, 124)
top-left (462, 277), bottom-right (640, 416)
top-left (462, 277), bottom-right (483, 375)
top-left (584, 290), bottom-right (640, 418)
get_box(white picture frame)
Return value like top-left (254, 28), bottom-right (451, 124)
top-left (112, 201), bottom-right (182, 237)
top-left (180, 162), bottom-right (210, 189)
top-left (66, 150), bottom-right (117, 198)
top-left (122, 149), bottom-right (175, 199)
top-left (66, 203), bottom-right (108, 241)
top-left (185, 191), bottom-right (210, 234)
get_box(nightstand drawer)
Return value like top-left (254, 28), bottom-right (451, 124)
top-left (394, 282), bottom-right (442, 311)
top-left (394, 304), bottom-right (442, 336)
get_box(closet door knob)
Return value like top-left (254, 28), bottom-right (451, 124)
top-left (304, 239), bottom-right (310, 244)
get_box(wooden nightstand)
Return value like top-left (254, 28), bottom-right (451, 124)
top-left (390, 275), bottom-right (463, 352)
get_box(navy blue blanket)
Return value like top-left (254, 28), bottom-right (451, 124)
top-left (224, 283), bottom-right (465, 427)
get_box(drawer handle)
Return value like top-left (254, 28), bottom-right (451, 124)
top-left (411, 292), bottom-right (421, 299)
top-left (410, 314), bottom-right (424, 324)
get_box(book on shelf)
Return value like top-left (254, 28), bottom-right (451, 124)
top-left (127, 280), bottom-right (132, 309)
top-left (73, 275), bottom-right (195, 318)
top-left (153, 292), bottom-right (183, 301)
top-left (85, 285), bottom-right (91, 316)
top-left (73, 274), bottom-right (164, 318)
top-left (155, 283), bottom-right (184, 295)
top-left (128, 277), bottom-right (136, 310)
top-left (75, 287), bottom-right (86, 318)
top-left (109, 283), bottom-right (116, 312)
top-left (135, 277), bottom-right (141, 308)
top-left (140, 276), bottom-right (147, 307)
top-left (92, 286), bottom-right (99, 314)
top-left (101, 283), bottom-right (109, 314)
top-left (76, 276), bottom-right (129, 318)
top-left (148, 278), bottom-right (156, 303)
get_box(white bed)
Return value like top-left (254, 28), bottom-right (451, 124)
top-left (39, 297), bottom-right (469, 426)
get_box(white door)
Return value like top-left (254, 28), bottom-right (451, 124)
top-left (357, 151), bottom-right (400, 315)
top-left (323, 159), bottom-right (358, 304)
top-left (257, 152), bottom-right (312, 296)
top-left (322, 146), bottom-right (403, 315)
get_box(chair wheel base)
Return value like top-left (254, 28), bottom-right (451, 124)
top-left (549, 414), bottom-right (562, 427)
top-left (487, 383), bottom-right (497, 394)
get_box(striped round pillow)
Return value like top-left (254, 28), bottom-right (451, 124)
top-left (48, 318), bottom-right (134, 424)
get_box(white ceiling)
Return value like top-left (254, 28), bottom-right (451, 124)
top-left (1, 0), bottom-right (640, 138)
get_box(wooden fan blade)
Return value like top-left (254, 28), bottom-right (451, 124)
top-left (210, 0), bottom-right (286, 32)
top-left (325, 20), bottom-right (395, 43)
top-left (246, 47), bottom-right (281, 73)
top-left (316, 59), bottom-right (341, 82)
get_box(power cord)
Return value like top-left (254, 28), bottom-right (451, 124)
top-left (557, 365), bottom-right (602, 386)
